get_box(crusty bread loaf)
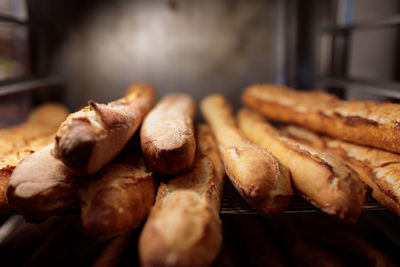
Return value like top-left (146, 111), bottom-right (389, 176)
top-left (237, 108), bottom-right (367, 222)
top-left (25, 103), bottom-right (69, 127)
top-left (7, 144), bottom-right (78, 218)
top-left (0, 103), bottom-right (68, 214)
top-left (140, 93), bottom-right (196, 174)
top-left (0, 103), bottom-right (68, 155)
top-left (139, 124), bottom-right (225, 267)
top-left (80, 149), bottom-right (155, 240)
top-left (200, 94), bottom-right (292, 216)
top-left (242, 84), bottom-right (400, 153)
top-left (0, 134), bottom-right (56, 213)
top-left (283, 124), bottom-right (400, 217)
top-left (53, 83), bottom-right (155, 175)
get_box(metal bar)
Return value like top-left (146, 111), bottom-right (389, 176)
top-left (0, 215), bottom-right (24, 245)
top-left (0, 76), bottom-right (63, 97)
top-left (0, 13), bottom-right (27, 25)
top-left (322, 14), bottom-right (400, 33)
top-left (319, 76), bottom-right (400, 99)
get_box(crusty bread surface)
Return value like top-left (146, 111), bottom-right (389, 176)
top-left (139, 124), bottom-right (225, 267)
top-left (140, 93), bottom-right (196, 174)
top-left (242, 84), bottom-right (400, 153)
top-left (0, 103), bottom-right (68, 214)
top-left (284, 124), bottom-right (400, 217)
top-left (6, 144), bottom-right (78, 218)
top-left (200, 94), bottom-right (292, 216)
top-left (53, 83), bottom-right (155, 175)
top-left (237, 108), bottom-right (367, 222)
top-left (80, 149), bottom-right (155, 240)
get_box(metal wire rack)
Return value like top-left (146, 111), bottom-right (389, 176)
top-left (220, 179), bottom-right (385, 215)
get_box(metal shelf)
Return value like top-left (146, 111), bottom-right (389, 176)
top-left (318, 76), bottom-right (400, 99)
top-left (221, 194), bottom-right (385, 215)
top-left (322, 14), bottom-right (400, 33)
top-left (0, 76), bottom-right (63, 97)
top-left (220, 180), bottom-right (385, 215)
top-left (0, 13), bottom-right (27, 25)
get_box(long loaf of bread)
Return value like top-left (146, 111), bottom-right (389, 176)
top-left (53, 83), bottom-right (155, 175)
top-left (140, 93), bottom-right (196, 174)
top-left (237, 108), bottom-right (367, 222)
top-left (0, 104), bottom-right (68, 214)
top-left (139, 124), bottom-right (225, 267)
top-left (283, 125), bottom-right (400, 217)
top-left (200, 94), bottom-right (292, 215)
top-left (0, 103), bottom-right (68, 153)
top-left (242, 84), bottom-right (400, 153)
top-left (7, 144), bottom-right (78, 218)
top-left (80, 147), bottom-right (155, 240)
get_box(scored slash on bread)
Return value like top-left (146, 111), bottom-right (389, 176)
top-left (140, 93), bottom-right (196, 175)
top-left (200, 94), bottom-right (292, 216)
top-left (139, 124), bottom-right (225, 267)
top-left (283, 124), bottom-right (400, 217)
top-left (53, 83), bottom-right (155, 175)
top-left (242, 84), bottom-right (400, 154)
top-left (237, 108), bottom-right (368, 223)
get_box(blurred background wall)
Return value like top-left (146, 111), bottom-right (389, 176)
top-left (21, 0), bottom-right (400, 110)
top-left (27, 0), bottom-right (286, 111)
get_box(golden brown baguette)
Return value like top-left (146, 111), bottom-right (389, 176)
top-left (6, 144), bottom-right (78, 218)
top-left (0, 135), bottom-right (57, 213)
top-left (140, 93), bottom-right (196, 174)
top-left (53, 83), bottom-right (155, 175)
top-left (242, 84), bottom-right (400, 153)
top-left (200, 94), bottom-right (292, 215)
top-left (79, 147), bottom-right (155, 240)
top-left (237, 108), bottom-right (367, 222)
top-left (0, 103), bottom-right (68, 155)
top-left (0, 104), bottom-right (68, 214)
top-left (283, 124), bottom-right (400, 217)
top-left (139, 124), bottom-right (225, 267)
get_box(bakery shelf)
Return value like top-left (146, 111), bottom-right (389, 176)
top-left (0, 13), bottom-right (27, 25)
top-left (318, 76), bottom-right (400, 99)
top-left (0, 76), bottom-right (63, 97)
top-left (321, 14), bottom-right (400, 33)
top-left (220, 180), bottom-right (385, 215)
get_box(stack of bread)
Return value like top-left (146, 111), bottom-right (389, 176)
top-left (1, 82), bottom-right (400, 266)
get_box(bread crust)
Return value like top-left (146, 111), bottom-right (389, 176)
top-left (80, 151), bottom-right (155, 240)
top-left (242, 84), bottom-right (400, 153)
top-left (237, 108), bottom-right (367, 222)
top-left (0, 104), bottom-right (68, 214)
top-left (139, 124), bottom-right (225, 267)
top-left (6, 144), bottom-right (78, 218)
top-left (53, 83), bottom-right (155, 175)
top-left (200, 94), bottom-right (292, 216)
top-left (140, 93), bottom-right (196, 174)
top-left (284, 125), bottom-right (400, 217)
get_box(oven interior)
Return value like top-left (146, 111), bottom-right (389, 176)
top-left (1, 0), bottom-right (400, 266)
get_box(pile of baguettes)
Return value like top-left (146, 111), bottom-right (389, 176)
top-left (1, 82), bottom-right (400, 266)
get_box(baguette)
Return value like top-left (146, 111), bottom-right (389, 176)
top-left (139, 124), bottom-right (225, 267)
top-left (0, 104), bottom-right (68, 214)
top-left (242, 84), bottom-right (400, 153)
top-left (0, 103), bottom-right (68, 155)
top-left (200, 95), bottom-right (292, 215)
top-left (7, 144), bottom-right (78, 218)
top-left (283, 124), bottom-right (400, 217)
top-left (79, 148), bottom-right (155, 240)
top-left (140, 93), bottom-right (196, 174)
top-left (237, 108), bottom-right (367, 222)
top-left (53, 83), bottom-right (155, 175)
